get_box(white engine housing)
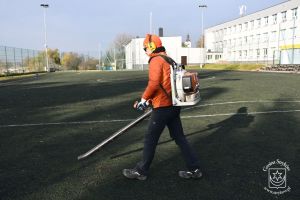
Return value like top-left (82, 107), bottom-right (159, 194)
top-left (170, 66), bottom-right (201, 106)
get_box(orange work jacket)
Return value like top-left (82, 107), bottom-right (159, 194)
top-left (142, 52), bottom-right (172, 108)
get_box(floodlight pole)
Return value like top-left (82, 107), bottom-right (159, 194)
top-left (199, 4), bottom-right (207, 68)
top-left (150, 12), bottom-right (153, 34)
top-left (41, 3), bottom-right (49, 72)
top-left (113, 47), bottom-right (116, 70)
top-left (122, 44), bottom-right (126, 70)
top-left (98, 43), bottom-right (101, 67)
top-left (292, 18), bottom-right (295, 64)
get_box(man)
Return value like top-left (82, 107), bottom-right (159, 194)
top-left (122, 34), bottom-right (202, 180)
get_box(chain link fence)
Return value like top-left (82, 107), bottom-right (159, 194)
top-left (0, 46), bottom-right (46, 75)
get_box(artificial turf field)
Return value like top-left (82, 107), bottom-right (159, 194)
top-left (0, 70), bottom-right (299, 200)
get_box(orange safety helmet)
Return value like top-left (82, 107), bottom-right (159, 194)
top-left (143, 34), bottom-right (162, 52)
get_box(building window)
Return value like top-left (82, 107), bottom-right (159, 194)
top-left (297, 27), bottom-right (300, 36)
top-left (263, 48), bottom-right (268, 57)
top-left (244, 36), bottom-right (248, 44)
top-left (271, 47), bottom-right (276, 57)
top-left (292, 7), bottom-right (298, 19)
top-left (264, 16), bottom-right (269, 26)
top-left (263, 33), bottom-right (268, 43)
top-left (272, 14), bottom-right (277, 24)
top-left (290, 27), bottom-right (296, 39)
top-left (257, 18), bottom-right (261, 27)
top-left (239, 51), bottom-right (242, 58)
top-left (281, 11), bottom-right (287, 22)
top-left (256, 34), bottom-right (261, 44)
top-left (239, 24), bottom-right (242, 32)
top-left (256, 49), bottom-right (260, 57)
top-left (245, 22), bottom-right (248, 30)
top-left (244, 50), bottom-right (247, 58)
top-left (280, 29), bottom-right (286, 40)
top-left (271, 31), bottom-right (277, 42)
top-left (249, 49), bottom-right (253, 58)
top-left (250, 20), bottom-right (254, 29)
top-left (248, 35), bottom-right (253, 44)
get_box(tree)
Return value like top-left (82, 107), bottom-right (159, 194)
top-left (196, 35), bottom-right (205, 48)
top-left (79, 57), bottom-right (98, 70)
top-left (105, 33), bottom-right (133, 69)
top-left (102, 49), bottom-right (114, 67)
top-left (61, 52), bottom-right (83, 70)
top-left (23, 51), bottom-right (45, 72)
top-left (47, 48), bottom-right (61, 65)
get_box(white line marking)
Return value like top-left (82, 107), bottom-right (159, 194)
top-left (183, 100), bottom-right (300, 111)
top-left (0, 119), bottom-right (133, 128)
top-left (1, 109), bottom-right (300, 128)
top-left (182, 109), bottom-right (300, 119)
top-left (202, 76), bottom-right (215, 80)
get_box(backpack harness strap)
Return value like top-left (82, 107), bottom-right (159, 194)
top-left (148, 55), bottom-right (177, 101)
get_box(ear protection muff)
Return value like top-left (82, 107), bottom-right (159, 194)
top-left (147, 35), bottom-right (156, 51)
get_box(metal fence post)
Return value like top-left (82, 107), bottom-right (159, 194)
top-left (27, 49), bottom-right (30, 72)
top-left (13, 47), bottom-right (17, 72)
top-left (4, 46), bottom-right (8, 74)
top-left (32, 50), bottom-right (35, 71)
top-left (21, 48), bottom-right (24, 73)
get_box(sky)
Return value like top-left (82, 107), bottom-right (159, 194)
top-left (0, 0), bottom-right (286, 56)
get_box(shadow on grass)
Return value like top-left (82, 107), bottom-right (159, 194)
top-left (0, 72), bottom-right (149, 126)
top-left (110, 107), bottom-right (254, 159)
top-left (0, 79), bottom-right (147, 109)
top-left (77, 107), bottom-right (255, 200)
top-left (0, 71), bottom-right (231, 200)
top-left (79, 100), bottom-right (300, 200)
top-left (6, 71), bottom-right (288, 199)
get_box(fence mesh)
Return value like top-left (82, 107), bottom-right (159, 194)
top-left (0, 46), bottom-right (46, 75)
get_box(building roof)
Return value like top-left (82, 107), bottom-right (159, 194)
top-left (205, 0), bottom-right (296, 30)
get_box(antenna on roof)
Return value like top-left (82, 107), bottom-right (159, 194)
top-left (239, 5), bottom-right (247, 17)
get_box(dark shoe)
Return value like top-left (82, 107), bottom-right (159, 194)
top-left (178, 169), bottom-right (203, 179)
top-left (122, 169), bottom-right (147, 180)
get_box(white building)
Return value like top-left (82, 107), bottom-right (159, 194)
top-left (125, 36), bottom-right (205, 70)
top-left (205, 0), bottom-right (300, 64)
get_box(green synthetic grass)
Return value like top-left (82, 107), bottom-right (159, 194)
top-left (0, 70), bottom-right (300, 200)
top-left (186, 63), bottom-right (264, 71)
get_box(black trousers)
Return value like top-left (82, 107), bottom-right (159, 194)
top-left (136, 106), bottom-right (200, 175)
